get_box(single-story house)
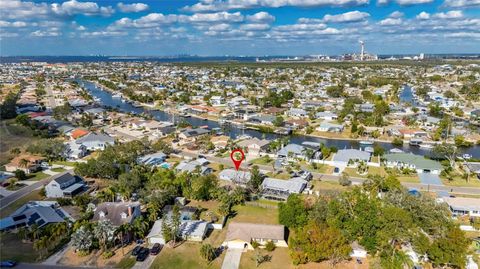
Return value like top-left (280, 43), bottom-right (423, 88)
top-left (442, 197), bottom-right (480, 217)
top-left (219, 169), bottom-right (252, 186)
top-left (210, 135), bottom-right (230, 149)
top-left (223, 222), bottom-right (288, 250)
top-left (383, 153), bottom-right (442, 174)
top-left (287, 108), bottom-right (308, 118)
top-left (176, 159), bottom-right (212, 175)
top-left (146, 219), bottom-right (209, 245)
top-left (261, 177), bottom-right (307, 201)
top-left (316, 122), bottom-right (344, 133)
top-left (179, 128), bottom-right (210, 140)
top-left (247, 115), bottom-right (276, 126)
top-left (0, 201), bottom-right (74, 231)
top-left (137, 152), bottom-right (167, 166)
top-left (64, 140), bottom-right (87, 160)
top-left (45, 172), bottom-right (87, 198)
top-left (5, 155), bottom-right (45, 174)
top-left (75, 132), bottom-right (115, 151)
top-left (237, 138), bottom-right (270, 156)
top-left (465, 162), bottom-right (480, 179)
top-left (92, 202), bottom-right (141, 227)
top-left (277, 144), bottom-right (305, 159)
top-left (316, 112), bottom-right (338, 121)
top-left (332, 149), bottom-right (371, 166)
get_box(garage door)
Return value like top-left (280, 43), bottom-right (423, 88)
top-left (148, 237), bottom-right (165, 245)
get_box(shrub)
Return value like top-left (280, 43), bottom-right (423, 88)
top-left (102, 250), bottom-right (114, 259)
top-left (339, 173), bottom-right (352, 186)
top-left (265, 241), bottom-right (276, 251)
top-left (251, 240), bottom-right (260, 249)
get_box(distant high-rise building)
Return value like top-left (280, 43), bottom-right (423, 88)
top-left (359, 41), bottom-right (365, 61)
top-left (419, 53), bottom-right (425, 60)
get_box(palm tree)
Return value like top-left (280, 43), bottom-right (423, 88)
top-left (132, 217), bottom-right (149, 241)
top-left (116, 223), bottom-right (132, 255)
top-left (19, 158), bottom-right (29, 170)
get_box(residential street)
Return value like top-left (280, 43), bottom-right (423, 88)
top-left (0, 169), bottom-right (73, 210)
top-left (176, 150), bottom-right (480, 196)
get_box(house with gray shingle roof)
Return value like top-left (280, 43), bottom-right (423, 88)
top-left (75, 132), bottom-right (114, 151)
top-left (383, 153), bottom-right (442, 174)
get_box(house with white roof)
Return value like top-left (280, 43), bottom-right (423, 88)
top-left (219, 169), bottom-right (252, 187)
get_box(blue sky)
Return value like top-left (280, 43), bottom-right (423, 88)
top-left (0, 0), bottom-right (479, 56)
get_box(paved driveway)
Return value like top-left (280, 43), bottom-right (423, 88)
top-left (418, 173), bottom-right (443, 186)
top-left (221, 248), bottom-right (243, 269)
top-left (131, 254), bottom-right (156, 269)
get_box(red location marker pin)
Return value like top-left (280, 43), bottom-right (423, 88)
top-left (230, 149), bottom-right (245, 171)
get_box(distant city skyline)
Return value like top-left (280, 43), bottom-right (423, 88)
top-left (1, 0), bottom-right (479, 56)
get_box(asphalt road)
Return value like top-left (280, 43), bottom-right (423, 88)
top-left (13, 264), bottom-right (94, 269)
top-left (0, 170), bottom-right (73, 210)
top-left (176, 150), bottom-right (480, 196)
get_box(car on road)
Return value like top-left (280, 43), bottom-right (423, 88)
top-left (150, 243), bottom-right (162, 255)
top-left (0, 261), bottom-right (16, 268)
top-left (131, 246), bottom-right (143, 256)
top-left (136, 248), bottom-right (150, 261)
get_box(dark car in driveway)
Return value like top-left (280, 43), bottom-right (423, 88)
top-left (150, 243), bottom-right (162, 255)
top-left (131, 246), bottom-right (143, 256)
top-left (136, 248), bottom-right (150, 262)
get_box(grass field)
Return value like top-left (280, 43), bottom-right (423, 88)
top-left (250, 156), bottom-right (273, 165)
top-left (0, 189), bottom-right (43, 218)
top-left (311, 180), bottom-right (348, 193)
top-left (51, 167), bottom-right (66, 173)
top-left (0, 120), bottom-right (40, 166)
top-left (230, 204), bottom-right (279, 225)
top-left (151, 242), bottom-right (224, 269)
top-left (0, 233), bottom-right (42, 262)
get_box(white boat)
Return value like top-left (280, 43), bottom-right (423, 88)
top-left (359, 140), bottom-right (374, 146)
top-left (419, 143), bottom-right (434, 150)
top-left (463, 154), bottom-right (472, 160)
top-left (112, 93), bottom-right (122, 99)
top-left (390, 148), bottom-right (404, 153)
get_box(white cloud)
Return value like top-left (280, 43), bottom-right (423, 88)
top-left (416, 11), bottom-right (430, 20)
top-left (379, 18), bottom-right (402, 25)
top-left (246, 12), bottom-right (275, 23)
top-left (323, 11), bottom-right (370, 23)
top-left (51, 0), bottom-right (114, 17)
top-left (395, 0), bottom-right (433, 5)
top-left (240, 23), bottom-right (271, 31)
top-left (433, 10), bottom-right (463, 19)
top-left (208, 23), bottom-right (231, 31)
top-left (443, 0), bottom-right (480, 8)
top-left (377, 0), bottom-right (389, 5)
top-left (182, 0), bottom-right (369, 12)
top-left (389, 11), bottom-right (404, 18)
top-left (187, 12), bottom-right (244, 23)
top-left (0, 21), bottom-right (28, 28)
top-left (117, 2), bottom-right (149, 13)
top-left (30, 30), bottom-right (61, 37)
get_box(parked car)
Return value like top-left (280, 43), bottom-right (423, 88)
top-left (131, 246), bottom-right (143, 256)
top-left (136, 248), bottom-right (150, 261)
top-left (0, 261), bottom-right (16, 268)
top-left (150, 243), bottom-right (162, 255)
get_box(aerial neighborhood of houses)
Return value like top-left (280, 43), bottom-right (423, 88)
top-left (0, 60), bottom-right (479, 269)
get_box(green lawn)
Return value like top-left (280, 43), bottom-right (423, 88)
top-left (230, 204), bottom-right (279, 225)
top-left (151, 242), bottom-right (223, 269)
top-left (51, 161), bottom-right (77, 167)
top-left (311, 180), bottom-right (348, 192)
top-left (28, 171), bottom-right (50, 181)
top-left (0, 233), bottom-right (41, 262)
top-left (250, 156), bottom-right (273, 165)
top-left (0, 189), bottom-right (43, 218)
top-left (116, 256), bottom-right (136, 269)
top-left (51, 167), bottom-right (66, 173)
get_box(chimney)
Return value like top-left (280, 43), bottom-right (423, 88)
top-left (127, 206), bottom-right (133, 217)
